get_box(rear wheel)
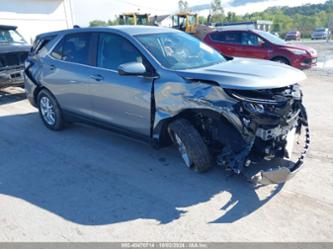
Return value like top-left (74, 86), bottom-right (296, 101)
top-left (168, 118), bottom-right (212, 173)
top-left (37, 89), bottom-right (65, 130)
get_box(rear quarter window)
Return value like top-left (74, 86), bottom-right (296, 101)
top-left (210, 32), bottom-right (241, 44)
top-left (31, 35), bottom-right (56, 55)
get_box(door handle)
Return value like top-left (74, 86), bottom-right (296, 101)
top-left (89, 74), bottom-right (104, 81)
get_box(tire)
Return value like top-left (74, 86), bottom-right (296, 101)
top-left (168, 118), bottom-right (212, 173)
top-left (37, 89), bottom-right (65, 130)
top-left (272, 57), bottom-right (289, 65)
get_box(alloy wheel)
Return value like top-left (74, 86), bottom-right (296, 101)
top-left (174, 133), bottom-right (192, 168)
top-left (40, 96), bottom-right (56, 126)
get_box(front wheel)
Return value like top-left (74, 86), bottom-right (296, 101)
top-left (168, 118), bottom-right (212, 173)
top-left (37, 89), bottom-right (65, 130)
top-left (272, 57), bottom-right (289, 65)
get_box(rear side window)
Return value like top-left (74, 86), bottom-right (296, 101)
top-left (210, 31), bottom-right (241, 44)
top-left (97, 33), bottom-right (143, 71)
top-left (31, 35), bottom-right (56, 55)
top-left (51, 33), bottom-right (91, 65)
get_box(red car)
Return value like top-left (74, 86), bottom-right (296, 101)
top-left (203, 29), bottom-right (317, 69)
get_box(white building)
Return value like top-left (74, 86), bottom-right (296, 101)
top-left (151, 15), bottom-right (173, 28)
top-left (0, 0), bottom-right (74, 44)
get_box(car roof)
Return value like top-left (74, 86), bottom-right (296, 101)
top-left (108, 25), bottom-right (178, 35)
top-left (214, 28), bottom-right (261, 32)
top-left (37, 25), bottom-right (178, 39)
top-left (0, 25), bottom-right (17, 30)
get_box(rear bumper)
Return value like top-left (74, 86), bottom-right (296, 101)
top-left (0, 66), bottom-right (25, 87)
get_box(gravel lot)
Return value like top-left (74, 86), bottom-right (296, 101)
top-left (0, 42), bottom-right (332, 242)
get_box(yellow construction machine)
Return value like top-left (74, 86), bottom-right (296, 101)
top-left (172, 13), bottom-right (198, 33)
top-left (119, 13), bottom-right (150, 25)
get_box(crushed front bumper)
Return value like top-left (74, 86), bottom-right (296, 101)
top-left (251, 117), bottom-right (310, 186)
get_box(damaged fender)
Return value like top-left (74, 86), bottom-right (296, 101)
top-left (151, 68), bottom-right (309, 185)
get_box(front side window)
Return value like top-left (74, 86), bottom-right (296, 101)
top-left (188, 15), bottom-right (196, 25)
top-left (258, 30), bottom-right (286, 46)
top-left (136, 32), bottom-right (225, 70)
top-left (241, 32), bottom-right (264, 46)
top-left (97, 33), bottom-right (143, 71)
top-left (51, 33), bottom-right (91, 65)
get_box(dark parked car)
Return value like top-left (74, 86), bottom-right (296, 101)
top-left (203, 29), bottom-right (317, 69)
top-left (25, 26), bottom-right (310, 185)
top-left (285, 31), bottom-right (301, 41)
top-left (0, 25), bottom-right (31, 88)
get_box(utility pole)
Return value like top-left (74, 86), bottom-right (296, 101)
top-left (328, 16), bottom-right (333, 42)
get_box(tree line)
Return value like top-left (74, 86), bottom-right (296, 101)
top-left (90, 0), bottom-right (333, 38)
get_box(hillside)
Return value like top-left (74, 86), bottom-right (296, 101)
top-left (238, 0), bottom-right (333, 37)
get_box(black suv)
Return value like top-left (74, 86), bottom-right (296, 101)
top-left (0, 25), bottom-right (31, 88)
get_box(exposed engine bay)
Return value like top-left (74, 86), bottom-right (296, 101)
top-left (0, 25), bottom-right (31, 88)
top-left (193, 84), bottom-right (309, 185)
top-left (153, 81), bottom-right (310, 186)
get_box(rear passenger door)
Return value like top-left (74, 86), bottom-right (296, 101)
top-left (42, 32), bottom-right (97, 117)
top-left (89, 32), bottom-right (154, 137)
top-left (210, 31), bottom-right (242, 57)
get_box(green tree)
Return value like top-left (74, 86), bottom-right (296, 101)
top-left (107, 15), bottom-right (120, 26)
top-left (89, 20), bottom-right (107, 27)
top-left (198, 16), bottom-right (207, 24)
top-left (210, 0), bottom-right (224, 23)
top-left (178, 0), bottom-right (189, 12)
top-left (225, 12), bottom-right (241, 22)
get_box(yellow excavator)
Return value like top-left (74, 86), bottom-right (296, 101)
top-left (172, 13), bottom-right (198, 34)
top-left (119, 13), bottom-right (150, 25)
top-left (171, 12), bottom-right (214, 40)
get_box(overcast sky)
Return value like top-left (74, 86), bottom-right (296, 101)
top-left (70, 0), bottom-right (327, 26)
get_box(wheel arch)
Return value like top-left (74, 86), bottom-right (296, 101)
top-left (152, 108), bottom-right (242, 148)
top-left (34, 86), bottom-right (54, 107)
top-left (271, 56), bottom-right (290, 65)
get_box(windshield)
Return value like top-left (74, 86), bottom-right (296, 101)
top-left (136, 32), bottom-right (225, 70)
top-left (257, 30), bottom-right (286, 46)
top-left (315, 28), bottom-right (325, 32)
top-left (0, 29), bottom-right (26, 43)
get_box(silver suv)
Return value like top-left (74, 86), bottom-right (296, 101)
top-left (25, 26), bottom-right (310, 185)
top-left (311, 27), bottom-right (331, 40)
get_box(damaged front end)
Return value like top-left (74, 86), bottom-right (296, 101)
top-left (0, 25), bottom-right (31, 88)
top-left (0, 52), bottom-right (29, 87)
top-left (223, 84), bottom-right (310, 186)
top-left (153, 81), bottom-right (310, 186)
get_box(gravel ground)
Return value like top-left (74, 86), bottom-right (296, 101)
top-left (0, 43), bottom-right (332, 242)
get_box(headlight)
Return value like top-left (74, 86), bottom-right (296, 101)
top-left (243, 102), bottom-right (265, 114)
top-left (287, 48), bottom-right (307, 55)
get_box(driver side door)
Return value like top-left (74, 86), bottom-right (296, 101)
top-left (238, 31), bottom-right (269, 59)
top-left (89, 32), bottom-right (154, 137)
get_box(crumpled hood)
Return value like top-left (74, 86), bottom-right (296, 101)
top-left (0, 43), bottom-right (31, 54)
top-left (176, 58), bottom-right (307, 90)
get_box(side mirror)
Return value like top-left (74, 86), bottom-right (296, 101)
top-left (118, 62), bottom-right (146, 76)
